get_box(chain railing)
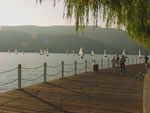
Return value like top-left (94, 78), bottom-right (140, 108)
top-left (0, 56), bottom-right (146, 92)
top-left (0, 67), bottom-right (18, 92)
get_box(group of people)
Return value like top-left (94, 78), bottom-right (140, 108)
top-left (111, 54), bottom-right (149, 72)
top-left (111, 55), bottom-right (127, 72)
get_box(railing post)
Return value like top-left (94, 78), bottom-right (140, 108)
top-left (18, 64), bottom-right (22, 90)
top-left (74, 60), bottom-right (77, 75)
top-left (43, 62), bottom-right (47, 83)
top-left (101, 58), bottom-right (103, 69)
top-left (132, 57), bottom-right (134, 64)
top-left (107, 58), bottom-right (109, 68)
top-left (128, 58), bottom-right (130, 65)
top-left (61, 61), bottom-right (64, 79)
top-left (136, 58), bottom-right (137, 64)
top-left (85, 60), bottom-right (87, 73)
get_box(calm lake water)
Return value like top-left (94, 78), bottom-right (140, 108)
top-left (0, 52), bottom-right (144, 92)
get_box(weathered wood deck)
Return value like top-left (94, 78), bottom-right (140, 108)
top-left (0, 64), bottom-right (146, 113)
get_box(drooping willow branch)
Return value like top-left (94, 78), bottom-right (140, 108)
top-left (37, 0), bottom-right (150, 47)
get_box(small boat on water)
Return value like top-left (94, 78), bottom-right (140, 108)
top-left (8, 50), bottom-right (11, 54)
top-left (40, 49), bottom-right (49, 56)
top-left (91, 50), bottom-right (95, 56)
top-left (14, 49), bottom-right (18, 55)
top-left (45, 49), bottom-right (49, 56)
top-left (103, 49), bottom-right (107, 57)
top-left (22, 51), bottom-right (24, 55)
top-left (72, 50), bottom-right (75, 56)
top-left (40, 49), bottom-right (44, 55)
top-left (79, 48), bottom-right (84, 59)
top-left (65, 49), bottom-right (70, 55)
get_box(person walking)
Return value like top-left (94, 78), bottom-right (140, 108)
top-left (116, 55), bottom-right (120, 67)
top-left (120, 55), bottom-right (126, 72)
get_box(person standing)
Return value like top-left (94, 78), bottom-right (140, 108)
top-left (144, 55), bottom-right (149, 69)
top-left (116, 55), bottom-right (120, 67)
top-left (120, 55), bottom-right (126, 72)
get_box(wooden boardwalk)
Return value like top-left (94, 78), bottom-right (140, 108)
top-left (0, 64), bottom-right (146, 113)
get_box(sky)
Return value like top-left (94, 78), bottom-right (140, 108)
top-left (0, 0), bottom-right (106, 27)
top-left (0, 0), bottom-right (74, 26)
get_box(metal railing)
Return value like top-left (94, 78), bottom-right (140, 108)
top-left (0, 57), bottom-right (145, 92)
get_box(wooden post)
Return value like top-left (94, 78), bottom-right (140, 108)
top-left (101, 58), bottom-right (103, 69)
top-left (136, 58), bottom-right (137, 64)
top-left (61, 61), bottom-right (64, 79)
top-left (128, 58), bottom-right (130, 65)
top-left (18, 64), bottom-right (22, 90)
top-left (43, 62), bottom-right (47, 83)
top-left (107, 58), bottom-right (109, 68)
top-left (85, 60), bottom-right (87, 73)
top-left (132, 58), bottom-right (134, 64)
top-left (74, 60), bottom-right (77, 75)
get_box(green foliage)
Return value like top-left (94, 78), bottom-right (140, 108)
top-left (38, 0), bottom-right (150, 47)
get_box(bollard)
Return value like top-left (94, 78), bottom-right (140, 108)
top-left (85, 60), bottom-right (87, 73)
top-left (107, 58), bottom-right (109, 68)
top-left (61, 61), bottom-right (64, 79)
top-left (128, 58), bottom-right (130, 65)
top-left (74, 60), bottom-right (77, 75)
top-left (101, 58), bottom-right (103, 69)
top-left (18, 64), bottom-right (22, 90)
top-left (43, 62), bottom-right (47, 83)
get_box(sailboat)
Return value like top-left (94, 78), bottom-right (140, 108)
top-left (122, 49), bottom-right (126, 56)
top-left (138, 48), bottom-right (142, 58)
top-left (65, 49), bottom-right (69, 55)
top-left (45, 49), bottom-right (49, 56)
top-left (91, 50), bottom-right (95, 56)
top-left (103, 49), bottom-right (107, 57)
top-left (79, 48), bottom-right (84, 59)
top-left (40, 49), bottom-right (44, 55)
top-left (72, 50), bottom-right (75, 56)
top-left (14, 49), bottom-right (18, 55)
top-left (8, 50), bottom-right (11, 54)
top-left (22, 51), bottom-right (24, 55)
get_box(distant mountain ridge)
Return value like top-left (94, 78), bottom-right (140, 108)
top-left (0, 26), bottom-right (149, 54)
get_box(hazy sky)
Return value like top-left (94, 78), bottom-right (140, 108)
top-left (0, 0), bottom-right (106, 27)
top-left (0, 0), bottom-right (73, 26)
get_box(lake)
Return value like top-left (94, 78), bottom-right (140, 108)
top-left (0, 52), bottom-right (144, 92)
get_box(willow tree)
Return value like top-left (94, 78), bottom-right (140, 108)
top-left (38, 0), bottom-right (150, 47)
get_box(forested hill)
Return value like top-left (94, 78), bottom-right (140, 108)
top-left (0, 26), bottom-right (149, 54)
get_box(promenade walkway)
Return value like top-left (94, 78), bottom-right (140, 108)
top-left (0, 64), bottom-right (146, 113)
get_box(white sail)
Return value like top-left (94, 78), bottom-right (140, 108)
top-left (72, 50), bottom-right (75, 56)
top-left (40, 49), bottom-right (43, 55)
top-left (45, 49), bottom-right (49, 56)
top-left (138, 48), bottom-right (142, 57)
top-left (65, 49), bottom-right (69, 55)
top-left (79, 48), bottom-right (84, 58)
top-left (14, 49), bottom-right (18, 55)
top-left (91, 50), bottom-right (95, 56)
top-left (122, 49), bottom-right (126, 56)
top-left (8, 50), bottom-right (10, 54)
top-left (104, 49), bottom-right (107, 57)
